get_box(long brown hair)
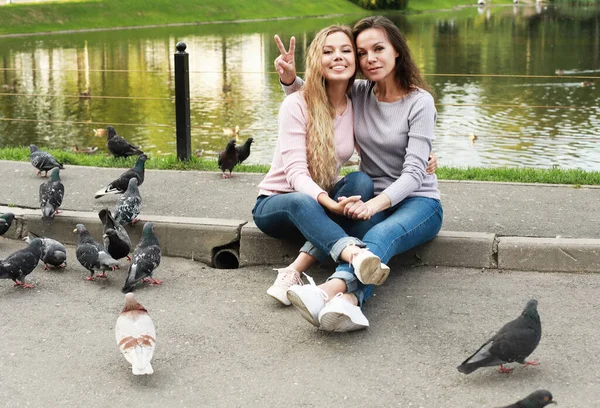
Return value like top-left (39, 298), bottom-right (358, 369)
top-left (352, 16), bottom-right (431, 94)
top-left (303, 25), bottom-right (356, 190)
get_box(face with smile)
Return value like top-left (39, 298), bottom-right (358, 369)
top-left (356, 27), bottom-right (399, 83)
top-left (321, 31), bottom-right (355, 82)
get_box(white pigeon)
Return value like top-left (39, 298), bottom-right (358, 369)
top-left (115, 293), bottom-right (156, 375)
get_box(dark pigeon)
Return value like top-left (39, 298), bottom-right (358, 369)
top-left (39, 167), bottom-right (64, 223)
top-left (106, 126), bottom-right (144, 158)
top-left (236, 137), bottom-right (254, 164)
top-left (99, 208), bottom-right (131, 262)
top-left (0, 238), bottom-right (43, 288)
top-left (457, 299), bottom-right (541, 374)
top-left (94, 154), bottom-right (147, 199)
top-left (218, 139), bottom-right (238, 178)
top-left (73, 223), bottom-right (120, 281)
top-left (501, 390), bottom-right (555, 408)
top-left (114, 178), bottom-right (142, 226)
top-left (0, 212), bottom-right (15, 236)
top-left (24, 235), bottom-right (67, 269)
top-left (29, 144), bottom-right (64, 177)
top-left (122, 222), bottom-right (162, 292)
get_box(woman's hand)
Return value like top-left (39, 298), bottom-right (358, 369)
top-left (427, 151), bottom-right (438, 174)
top-left (320, 194), bottom-right (362, 216)
top-left (274, 34), bottom-right (297, 86)
top-left (340, 197), bottom-right (373, 220)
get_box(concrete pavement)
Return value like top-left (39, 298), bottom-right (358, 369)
top-left (0, 238), bottom-right (598, 407)
top-left (1, 159), bottom-right (600, 272)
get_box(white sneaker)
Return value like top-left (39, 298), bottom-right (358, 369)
top-left (286, 274), bottom-right (328, 327)
top-left (352, 249), bottom-right (390, 285)
top-left (267, 268), bottom-right (303, 306)
top-left (318, 293), bottom-right (369, 332)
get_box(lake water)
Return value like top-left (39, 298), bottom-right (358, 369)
top-left (0, 4), bottom-right (599, 170)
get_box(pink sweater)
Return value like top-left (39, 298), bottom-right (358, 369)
top-left (258, 92), bottom-right (355, 201)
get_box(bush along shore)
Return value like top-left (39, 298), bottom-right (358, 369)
top-left (1, 147), bottom-right (598, 186)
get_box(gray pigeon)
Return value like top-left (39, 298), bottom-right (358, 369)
top-left (457, 299), bottom-right (541, 374)
top-left (0, 238), bottom-right (43, 288)
top-left (218, 139), bottom-right (238, 178)
top-left (39, 167), bottom-right (64, 222)
top-left (24, 235), bottom-right (67, 269)
top-left (122, 222), bottom-right (162, 293)
top-left (501, 390), bottom-right (555, 408)
top-left (29, 144), bottom-right (64, 177)
top-left (73, 223), bottom-right (120, 281)
top-left (99, 208), bottom-right (131, 263)
top-left (114, 178), bottom-right (142, 226)
top-left (94, 154), bottom-right (147, 199)
top-left (0, 212), bottom-right (15, 236)
top-left (106, 126), bottom-right (144, 158)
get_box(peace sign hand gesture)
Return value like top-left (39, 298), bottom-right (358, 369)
top-left (274, 34), bottom-right (297, 86)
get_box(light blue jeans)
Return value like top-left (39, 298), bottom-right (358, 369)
top-left (252, 172), bottom-right (375, 263)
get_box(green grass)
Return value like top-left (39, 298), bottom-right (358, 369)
top-left (3, 147), bottom-right (599, 185)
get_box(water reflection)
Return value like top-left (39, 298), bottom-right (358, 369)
top-left (0, 5), bottom-right (599, 170)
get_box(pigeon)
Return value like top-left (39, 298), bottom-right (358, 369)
top-left (94, 154), bottom-right (147, 199)
top-left (500, 390), bottom-right (556, 408)
top-left (29, 144), bottom-right (64, 177)
top-left (106, 126), bottom-right (144, 158)
top-left (39, 167), bottom-right (64, 223)
top-left (457, 299), bottom-right (541, 374)
top-left (218, 139), bottom-right (238, 178)
top-left (236, 137), bottom-right (254, 164)
top-left (115, 292), bottom-right (156, 375)
top-left (24, 235), bottom-right (67, 269)
top-left (122, 222), bottom-right (161, 293)
top-left (114, 178), bottom-right (142, 226)
top-left (0, 212), bottom-right (15, 236)
top-left (0, 238), bottom-right (43, 288)
top-left (73, 223), bottom-right (120, 281)
top-left (99, 209), bottom-right (131, 263)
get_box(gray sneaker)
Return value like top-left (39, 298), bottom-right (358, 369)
top-left (318, 293), bottom-right (369, 332)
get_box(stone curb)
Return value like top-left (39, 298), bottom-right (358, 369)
top-left (2, 206), bottom-right (600, 272)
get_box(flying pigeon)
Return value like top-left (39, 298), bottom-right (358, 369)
top-left (105, 126), bottom-right (144, 158)
top-left (115, 292), bottom-right (156, 375)
top-left (99, 208), bottom-right (131, 263)
top-left (0, 238), bottom-right (43, 288)
top-left (94, 154), bottom-right (147, 199)
top-left (24, 235), bottom-right (67, 270)
top-left (122, 222), bottom-right (161, 292)
top-left (236, 137), bottom-right (254, 164)
top-left (0, 212), bottom-right (15, 236)
top-left (29, 144), bottom-right (64, 177)
top-left (73, 223), bottom-right (120, 281)
top-left (501, 390), bottom-right (556, 408)
top-left (39, 167), bottom-right (64, 223)
top-left (218, 139), bottom-right (238, 178)
top-left (457, 299), bottom-right (541, 374)
top-left (114, 178), bottom-right (142, 226)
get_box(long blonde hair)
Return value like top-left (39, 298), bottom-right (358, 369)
top-left (303, 25), bottom-right (355, 190)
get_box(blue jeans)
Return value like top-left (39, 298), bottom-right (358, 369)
top-left (331, 196), bottom-right (443, 306)
top-left (252, 172), bottom-right (374, 263)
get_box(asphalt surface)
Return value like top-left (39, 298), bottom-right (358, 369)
top-left (0, 238), bottom-right (599, 407)
top-left (2, 160), bottom-right (600, 239)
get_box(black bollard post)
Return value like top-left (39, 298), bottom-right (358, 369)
top-left (174, 41), bottom-right (191, 161)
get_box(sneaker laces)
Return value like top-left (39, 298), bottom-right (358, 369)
top-left (301, 272), bottom-right (329, 302)
top-left (273, 268), bottom-right (302, 286)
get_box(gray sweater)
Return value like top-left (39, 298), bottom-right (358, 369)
top-left (284, 78), bottom-right (440, 206)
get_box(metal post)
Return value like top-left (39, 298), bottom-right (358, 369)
top-left (174, 41), bottom-right (191, 161)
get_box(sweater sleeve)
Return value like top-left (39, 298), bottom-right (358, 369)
top-left (278, 94), bottom-right (326, 200)
top-left (282, 76), bottom-right (304, 96)
top-left (381, 93), bottom-right (437, 206)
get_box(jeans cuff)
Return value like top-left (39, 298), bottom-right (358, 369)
top-left (300, 241), bottom-right (329, 264)
top-left (327, 269), bottom-right (358, 293)
top-left (330, 237), bottom-right (365, 262)
top-left (350, 289), bottom-right (365, 307)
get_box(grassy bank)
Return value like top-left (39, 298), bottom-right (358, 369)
top-left (2, 147), bottom-right (599, 186)
top-left (0, 0), bottom-right (518, 36)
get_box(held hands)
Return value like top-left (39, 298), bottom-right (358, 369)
top-left (274, 34), bottom-right (297, 86)
top-left (339, 196), bottom-right (374, 221)
top-left (326, 195), bottom-right (362, 216)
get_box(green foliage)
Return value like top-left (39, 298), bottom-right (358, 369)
top-left (348, 0), bottom-right (408, 10)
